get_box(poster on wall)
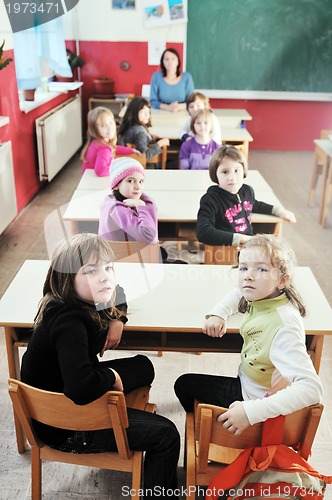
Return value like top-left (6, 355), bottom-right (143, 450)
top-left (143, 0), bottom-right (187, 28)
top-left (112, 0), bottom-right (136, 9)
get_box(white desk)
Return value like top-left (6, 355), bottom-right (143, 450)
top-left (0, 260), bottom-right (329, 376)
top-left (151, 108), bottom-right (252, 129)
top-left (63, 188), bottom-right (283, 236)
top-left (76, 169), bottom-right (274, 193)
top-left (2, 260), bottom-right (329, 452)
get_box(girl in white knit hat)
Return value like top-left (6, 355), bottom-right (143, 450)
top-left (98, 157), bottom-right (158, 244)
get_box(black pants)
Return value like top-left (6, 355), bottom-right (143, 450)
top-left (57, 355), bottom-right (180, 498)
top-left (174, 373), bottom-right (243, 413)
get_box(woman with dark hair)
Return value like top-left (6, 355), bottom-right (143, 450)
top-left (119, 96), bottom-right (169, 160)
top-left (150, 48), bottom-right (195, 112)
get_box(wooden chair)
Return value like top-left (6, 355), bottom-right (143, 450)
top-left (185, 402), bottom-right (323, 499)
top-left (126, 143), bottom-right (167, 170)
top-left (107, 241), bottom-right (162, 264)
top-left (308, 130), bottom-right (332, 215)
top-left (204, 245), bottom-right (239, 265)
top-left (8, 379), bottom-right (156, 500)
top-left (115, 150), bottom-right (147, 168)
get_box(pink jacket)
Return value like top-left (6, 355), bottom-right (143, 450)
top-left (98, 193), bottom-right (159, 244)
top-left (82, 141), bottom-right (135, 177)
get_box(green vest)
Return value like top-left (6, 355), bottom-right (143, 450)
top-left (241, 293), bottom-right (289, 387)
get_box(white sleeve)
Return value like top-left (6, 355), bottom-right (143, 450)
top-left (206, 288), bottom-right (242, 320)
top-left (211, 114), bottom-right (222, 144)
top-left (178, 117), bottom-right (191, 139)
top-left (242, 309), bottom-right (323, 425)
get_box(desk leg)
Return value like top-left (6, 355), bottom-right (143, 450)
top-left (308, 335), bottom-right (324, 374)
top-left (273, 222), bottom-right (283, 236)
top-left (321, 160), bottom-right (332, 227)
top-left (308, 151), bottom-right (323, 208)
top-left (318, 158), bottom-right (330, 224)
top-left (5, 326), bottom-right (27, 453)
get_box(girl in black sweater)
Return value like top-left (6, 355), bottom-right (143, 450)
top-left (21, 233), bottom-right (180, 498)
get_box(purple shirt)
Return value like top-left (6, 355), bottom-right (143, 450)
top-left (179, 138), bottom-right (221, 170)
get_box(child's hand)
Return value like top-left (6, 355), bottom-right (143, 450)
top-left (157, 138), bottom-right (170, 147)
top-left (217, 401), bottom-right (250, 435)
top-left (133, 149), bottom-right (141, 155)
top-left (123, 198), bottom-right (146, 207)
top-left (202, 315), bottom-right (226, 337)
top-left (100, 319), bottom-right (123, 356)
top-left (239, 234), bottom-right (252, 244)
top-left (277, 208), bottom-right (296, 223)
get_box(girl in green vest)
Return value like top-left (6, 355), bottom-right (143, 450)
top-left (174, 233), bottom-right (322, 435)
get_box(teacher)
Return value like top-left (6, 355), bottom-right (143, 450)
top-left (150, 48), bottom-right (195, 112)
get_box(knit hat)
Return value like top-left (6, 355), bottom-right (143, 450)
top-left (110, 157), bottom-right (145, 189)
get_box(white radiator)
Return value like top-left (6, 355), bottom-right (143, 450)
top-left (36, 96), bottom-right (82, 182)
top-left (0, 141), bottom-right (18, 234)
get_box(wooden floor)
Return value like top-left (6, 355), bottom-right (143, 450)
top-left (0, 150), bottom-right (331, 498)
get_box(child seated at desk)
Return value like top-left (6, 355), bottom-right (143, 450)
top-left (99, 157), bottom-right (158, 244)
top-left (118, 97), bottom-right (169, 167)
top-left (179, 109), bottom-right (221, 170)
top-left (80, 107), bottom-right (140, 177)
top-left (98, 158), bottom-right (185, 263)
top-left (196, 145), bottom-right (296, 246)
top-left (174, 234), bottom-right (322, 433)
top-left (179, 91), bottom-right (222, 144)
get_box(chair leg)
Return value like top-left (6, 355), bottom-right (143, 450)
top-left (185, 412), bottom-right (196, 500)
top-left (31, 447), bottom-right (42, 500)
top-left (131, 451), bottom-right (143, 500)
top-left (308, 156), bottom-right (322, 207)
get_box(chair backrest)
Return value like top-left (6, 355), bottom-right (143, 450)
top-left (115, 151), bottom-right (147, 168)
top-left (204, 245), bottom-right (238, 265)
top-left (142, 84), bottom-right (151, 98)
top-left (108, 241), bottom-right (162, 263)
top-left (320, 129), bottom-right (332, 140)
top-left (8, 379), bottom-right (132, 459)
top-left (195, 403), bottom-right (324, 473)
top-left (126, 143), bottom-right (167, 170)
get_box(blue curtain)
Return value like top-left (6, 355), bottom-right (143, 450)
top-left (13, 18), bottom-right (72, 90)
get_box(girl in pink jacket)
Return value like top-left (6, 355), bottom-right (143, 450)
top-left (81, 107), bottom-right (140, 177)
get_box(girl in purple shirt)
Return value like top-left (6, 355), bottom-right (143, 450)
top-left (179, 109), bottom-right (221, 170)
top-left (81, 107), bottom-right (140, 177)
top-left (98, 157), bottom-right (158, 244)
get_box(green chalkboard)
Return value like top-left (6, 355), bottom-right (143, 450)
top-left (187, 0), bottom-right (332, 93)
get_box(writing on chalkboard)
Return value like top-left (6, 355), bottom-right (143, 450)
top-left (187, 0), bottom-right (332, 93)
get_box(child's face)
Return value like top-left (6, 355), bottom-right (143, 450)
top-left (238, 246), bottom-right (285, 302)
top-left (216, 158), bottom-right (244, 194)
top-left (138, 105), bottom-right (150, 125)
top-left (116, 172), bottom-right (145, 199)
top-left (188, 99), bottom-right (205, 117)
top-left (96, 113), bottom-right (115, 142)
top-left (74, 256), bottom-right (116, 305)
top-left (193, 116), bottom-right (211, 138)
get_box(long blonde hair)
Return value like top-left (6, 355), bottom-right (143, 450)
top-left (34, 234), bottom-right (125, 329)
top-left (80, 107), bottom-right (117, 163)
top-left (234, 234), bottom-right (306, 317)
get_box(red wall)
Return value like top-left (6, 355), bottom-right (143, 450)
top-left (0, 48), bottom-right (77, 213)
top-left (1, 41), bottom-right (332, 219)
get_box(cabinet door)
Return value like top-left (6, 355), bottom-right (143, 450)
top-left (0, 141), bottom-right (17, 234)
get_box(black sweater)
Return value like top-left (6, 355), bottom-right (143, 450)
top-left (21, 287), bottom-right (128, 445)
top-left (196, 184), bottom-right (274, 246)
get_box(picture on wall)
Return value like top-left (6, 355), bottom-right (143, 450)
top-left (143, 0), bottom-right (187, 28)
top-left (112, 0), bottom-right (135, 9)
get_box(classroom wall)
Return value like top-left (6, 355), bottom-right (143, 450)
top-left (1, 0), bottom-right (331, 223)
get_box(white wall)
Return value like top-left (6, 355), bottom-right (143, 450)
top-left (1, 0), bottom-right (186, 52)
top-left (0, 2), bottom-right (13, 49)
top-left (62, 0), bottom-right (187, 42)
